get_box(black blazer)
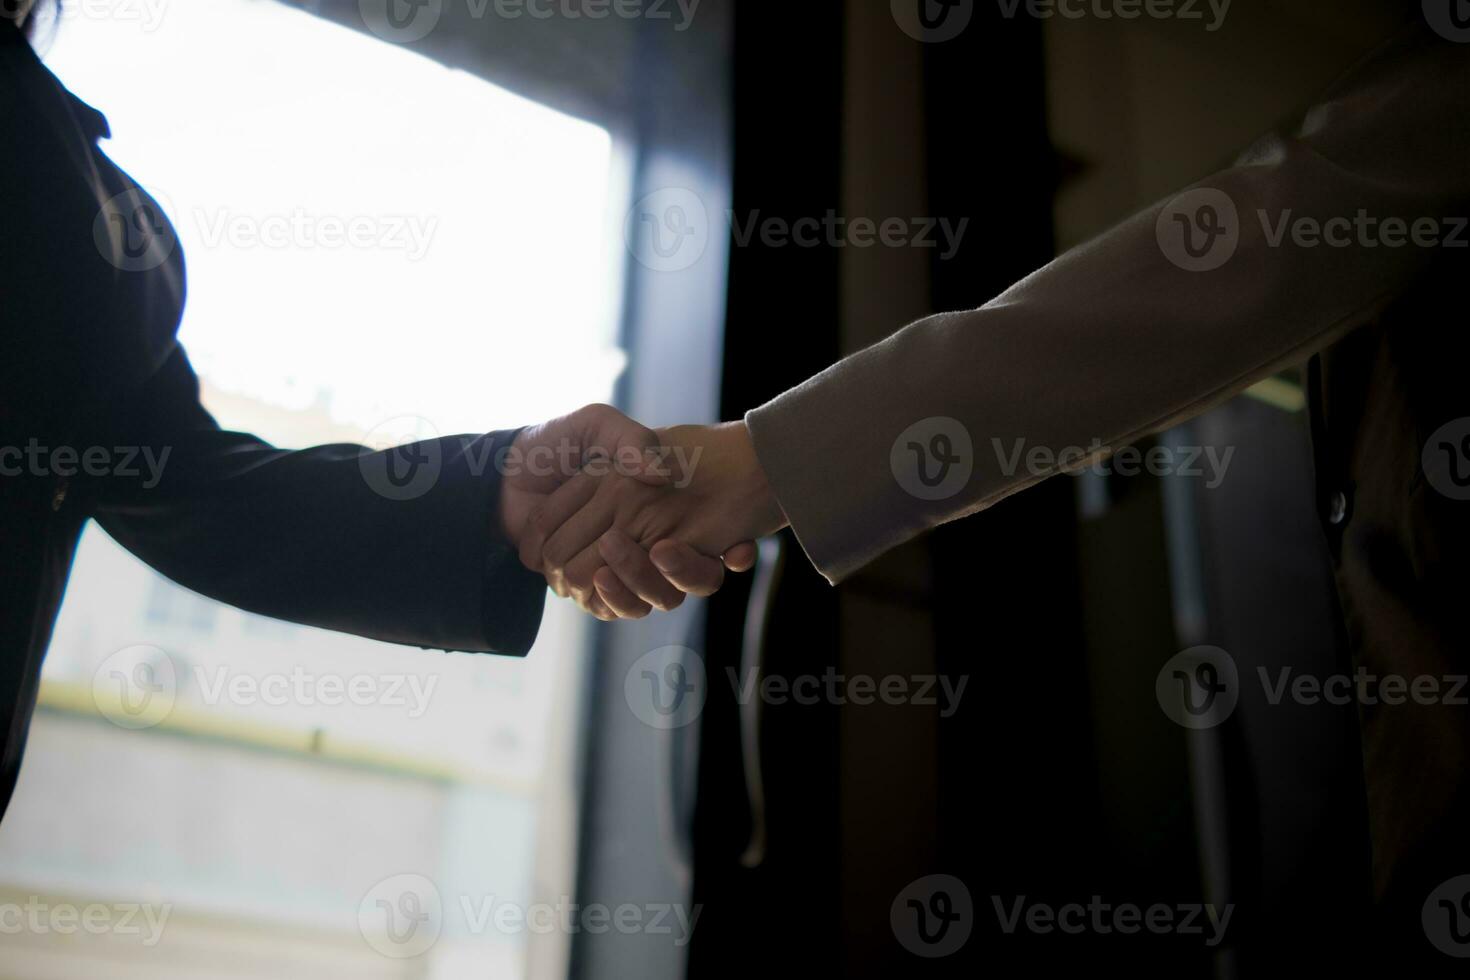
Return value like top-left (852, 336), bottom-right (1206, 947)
top-left (0, 21), bottom-right (544, 821)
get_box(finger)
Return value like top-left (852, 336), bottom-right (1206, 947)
top-left (722, 541), bottom-right (758, 573)
top-left (561, 542), bottom-right (612, 607)
top-left (598, 528), bottom-right (686, 612)
top-left (542, 476), bottom-right (626, 572)
top-left (520, 470), bottom-right (600, 573)
top-left (593, 566), bottom-right (653, 619)
top-left (587, 592), bottom-right (618, 621)
top-left (574, 403), bottom-right (670, 487)
top-left (647, 540), bottom-right (729, 599)
top-left (565, 576), bottom-right (616, 621)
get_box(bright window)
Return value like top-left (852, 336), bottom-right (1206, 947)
top-left (0, 2), bottom-right (622, 976)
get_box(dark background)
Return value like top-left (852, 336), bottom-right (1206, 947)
top-left (687, 2), bottom-right (1407, 976)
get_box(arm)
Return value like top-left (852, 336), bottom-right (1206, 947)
top-left (87, 346), bottom-right (716, 648)
top-left (746, 18), bottom-right (1470, 583)
top-left (87, 346), bottom-right (547, 654)
top-left (532, 20), bottom-right (1470, 592)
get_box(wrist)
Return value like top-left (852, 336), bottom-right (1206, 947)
top-left (497, 427), bottom-right (536, 547)
top-left (497, 485), bottom-right (531, 547)
top-left (715, 420), bottom-right (787, 539)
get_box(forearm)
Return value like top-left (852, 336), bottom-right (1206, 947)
top-left (90, 350), bottom-right (544, 654)
top-left (95, 429), bottom-right (545, 654)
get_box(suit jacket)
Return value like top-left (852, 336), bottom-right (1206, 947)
top-left (746, 17), bottom-right (1470, 933)
top-left (0, 21), bottom-right (545, 821)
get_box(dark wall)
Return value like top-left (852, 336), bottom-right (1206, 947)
top-left (688, 2), bottom-right (847, 977)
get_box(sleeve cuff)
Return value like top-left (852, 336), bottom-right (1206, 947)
top-left (478, 428), bottom-right (546, 656)
top-left (745, 395), bottom-right (863, 586)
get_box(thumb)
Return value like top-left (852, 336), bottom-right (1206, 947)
top-left (721, 541), bottom-right (758, 573)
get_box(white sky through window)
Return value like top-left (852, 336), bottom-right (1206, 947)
top-left (45, 0), bottom-right (623, 441)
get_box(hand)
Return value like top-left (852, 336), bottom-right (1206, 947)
top-left (520, 421), bottom-right (787, 617)
top-left (497, 404), bottom-right (738, 620)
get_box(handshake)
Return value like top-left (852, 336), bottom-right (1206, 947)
top-left (499, 404), bottom-right (789, 619)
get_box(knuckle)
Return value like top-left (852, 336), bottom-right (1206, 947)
top-left (598, 529), bottom-right (626, 560)
top-left (543, 543), bottom-right (573, 573)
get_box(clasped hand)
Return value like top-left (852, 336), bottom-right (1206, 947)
top-left (500, 405), bottom-right (786, 619)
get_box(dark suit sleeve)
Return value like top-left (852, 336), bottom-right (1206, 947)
top-left (86, 345), bottom-right (546, 655)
